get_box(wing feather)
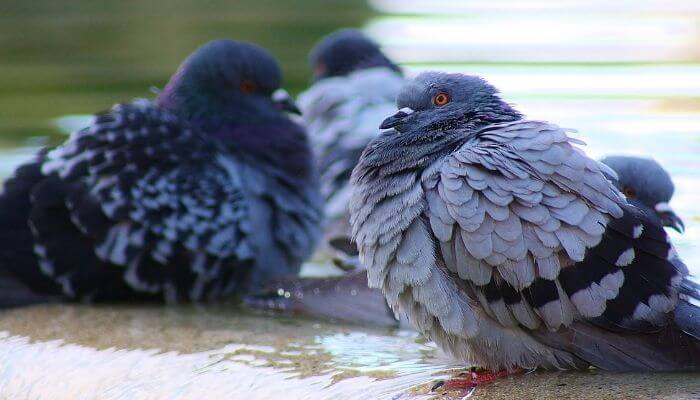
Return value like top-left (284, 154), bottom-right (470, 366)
top-left (425, 120), bottom-right (684, 332)
top-left (35, 101), bottom-right (254, 300)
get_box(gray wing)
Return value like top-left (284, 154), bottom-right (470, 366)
top-left (35, 100), bottom-right (253, 300)
top-left (431, 121), bottom-right (686, 329)
top-left (298, 67), bottom-right (404, 218)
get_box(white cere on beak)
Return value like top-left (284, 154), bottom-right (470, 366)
top-left (655, 202), bottom-right (672, 213)
top-left (272, 88), bottom-right (290, 102)
top-left (398, 107), bottom-right (414, 115)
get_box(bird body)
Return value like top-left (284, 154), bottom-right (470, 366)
top-left (350, 72), bottom-right (700, 371)
top-left (0, 40), bottom-right (322, 304)
top-left (299, 67), bottom-right (404, 222)
top-left (299, 29), bottom-right (403, 261)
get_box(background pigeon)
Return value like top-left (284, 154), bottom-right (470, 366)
top-left (298, 29), bottom-right (404, 261)
top-left (601, 156), bottom-right (684, 233)
top-left (0, 39), bottom-right (322, 305)
top-left (350, 71), bottom-right (700, 375)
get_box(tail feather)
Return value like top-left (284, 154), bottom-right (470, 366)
top-left (244, 271), bottom-right (399, 327)
top-left (534, 279), bottom-right (700, 372)
top-left (0, 267), bottom-right (58, 308)
top-left (0, 155), bottom-right (63, 305)
top-left (575, 322), bottom-right (700, 371)
top-left (534, 321), bottom-right (700, 371)
top-left (675, 278), bottom-right (700, 340)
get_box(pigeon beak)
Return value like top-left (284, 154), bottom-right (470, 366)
top-left (655, 202), bottom-right (685, 233)
top-left (272, 89), bottom-right (301, 115)
top-left (380, 107), bottom-right (414, 130)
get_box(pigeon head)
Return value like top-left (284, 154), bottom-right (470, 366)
top-left (601, 156), bottom-right (684, 233)
top-left (309, 29), bottom-right (401, 80)
top-left (380, 72), bottom-right (521, 133)
top-left (157, 39), bottom-right (299, 123)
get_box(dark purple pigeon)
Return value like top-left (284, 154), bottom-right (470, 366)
top-left (0, 39), bottom-right (322, 304)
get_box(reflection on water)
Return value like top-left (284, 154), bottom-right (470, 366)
top-left (0, 305), bottom-right (446, 400)
top-left (0, 1), bottom-right (699, 399)
top-left (0, 305), bottom-right (699, 400)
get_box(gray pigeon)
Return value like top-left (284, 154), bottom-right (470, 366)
top-left (350, 71), bottom-right (700, 372)
top-left (601, 156), bottom-right (684, 233)
top-left (298, 29), bottom-right (404, 259)
top-left (0, 40), bottom-right (322, 304)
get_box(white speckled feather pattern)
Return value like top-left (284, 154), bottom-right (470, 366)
top-left (31, 100), bottom-right (321, 301)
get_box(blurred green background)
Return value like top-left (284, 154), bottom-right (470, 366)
top-left (0, 0), bottom-right (371, 145)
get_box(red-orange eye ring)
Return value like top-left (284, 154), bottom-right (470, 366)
top-left (433, 92), bottom-right (450, 106)
top-left (240, 80), bottom-right (257, 94)
top-left (623, 186), bottom-right (636, 198)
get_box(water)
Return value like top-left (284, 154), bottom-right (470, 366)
top-left (0, 1), bottom-right (699, 399)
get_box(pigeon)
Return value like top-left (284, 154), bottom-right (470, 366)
top-left (350, 71), bottom-right (700, 375)
top-left (601, 156), bottom-right (684, 233)
top-left (0, 39), bottom-right (322, 305)
top-left (298, 29), bottom-right (404, 260)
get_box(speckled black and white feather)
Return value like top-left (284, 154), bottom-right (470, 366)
top-left (350, 72), bottom-right (700, 371)
top-left (12, 99), bottom-right (322, 302)
top-left (28, 101), bottom-right (253, 300)
top-left (0, 40), bottom-right (323, 303)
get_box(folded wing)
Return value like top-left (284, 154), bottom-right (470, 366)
top-left (429, 120), bottom-right (686, 334)
top-left (33, 100), bottom-right (254, 301)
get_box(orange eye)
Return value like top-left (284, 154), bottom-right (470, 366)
top-left (240, 80), bottom-right (257, 94)
top-left (623, 186), bottom-right (636, 198)
top-left (433, 92), bottom-right (450, 106)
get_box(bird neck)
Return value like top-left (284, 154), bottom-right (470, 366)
top-left (354, 128), bottom-right (465, 187)
top-left (157, 80), bottom-right (313, 181)
top-left (432, 99), bottom-right (522, 131)
top-left (204, 114), bottom-right (316, 182)
top-left (354, 101), bottom-right (522, 186)
top-left (158, 85), bottom-right (276, 124)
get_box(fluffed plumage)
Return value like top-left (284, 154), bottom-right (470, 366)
top-left (350, 71), bottom-right (700, 371)
top-left (0, 40), bottom-right (322, 304)
top-left (298, 29), bottom-right (404, 260)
